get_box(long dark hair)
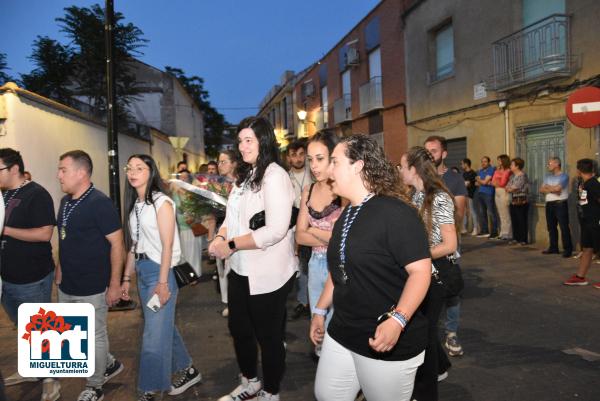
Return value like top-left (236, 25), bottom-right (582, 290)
top-left (123, 154), bottom-right (166, 250)
top-left (340, 134), bottom-right (411, 204)
top-left (235, 116), bottom-right (281, 191)
top-left (404, 146), bottom-right (456, 236)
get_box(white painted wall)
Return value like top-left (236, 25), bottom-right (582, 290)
top-left (0, 89), bottom-right (179, 216)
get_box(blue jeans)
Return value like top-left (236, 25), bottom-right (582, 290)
top-left (136, 259), bottom-right (192, 392)
top-left (477, 192), bottom-right (498, 235)
top-left (308, 252), bottom-right (333, 327)
top-left (444, 298), bottom-right (460, 333)
top-left (2, 272), bottom-right (53, 325)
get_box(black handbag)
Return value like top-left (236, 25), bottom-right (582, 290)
top-left (173, 262), bottom-right (200, 288)
top-left (249, 207), bottom-right (299, 230)
top-left (433, 257), bottom-right (464, 297)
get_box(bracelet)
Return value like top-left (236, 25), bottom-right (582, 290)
top-left (391, 310), bottom-right (409, 329)
top-left (394, 309), bottom-right (409, 323)
top-left (313, 307), bottom-right (328, 316)
top-left (215, 235), bottom-right (226, 241)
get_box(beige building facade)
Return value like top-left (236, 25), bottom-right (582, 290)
top-left (404, 0), bottom-right (600, 247)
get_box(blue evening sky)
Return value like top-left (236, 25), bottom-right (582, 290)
top-left (2, 0), bottom-right (380, 124)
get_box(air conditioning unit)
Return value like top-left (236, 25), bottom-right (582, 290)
top-left (346, 48), bottom-right (360, 67)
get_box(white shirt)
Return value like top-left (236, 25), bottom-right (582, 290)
top-left (129, 192), bottom-right (182, 267)
top-left (222, 163), bottom-right (298, 295)
top-left (225, 183), bottom-right (246, 275)
top-left (289, 168), bottom-right (311, 208)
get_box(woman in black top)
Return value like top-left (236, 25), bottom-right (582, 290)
top-left (310, 135), bottom-right (431, 401)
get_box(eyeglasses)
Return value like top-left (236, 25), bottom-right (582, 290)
top-left (124, 166), bottom-right (148, 175)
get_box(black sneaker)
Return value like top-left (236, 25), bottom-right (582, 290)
top-left (103, 359), bottom-right (124, 384)
top-left (77, 387), bottom-right (104, 401)
top-left (138, 392), bottom-right (157, 401)
top-left (288, 303), bottom-right (309, 321)
top-left (168, 365), bottom-right (202, 395)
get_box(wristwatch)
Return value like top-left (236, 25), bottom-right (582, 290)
top-left (228, 239), bottom-right (237, 251)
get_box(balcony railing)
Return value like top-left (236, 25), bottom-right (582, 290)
top-left (333, 94), bottom-right (352, 125)
top-left (491, 14), bottom-right (574, 91)
top-left (359, 76), bottom-right (383, 114)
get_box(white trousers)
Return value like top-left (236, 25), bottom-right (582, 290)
top-left (495, 187), bottom-right (512, 238)
top-left (315, 333), bottom-right (424, 401)
top-left (179, 228), bottom-right (203, 276)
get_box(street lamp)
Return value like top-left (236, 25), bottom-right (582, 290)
top-left (169, 136), bottom-right (190, 168)
top-left (297, 110), bottom-right (307, 122)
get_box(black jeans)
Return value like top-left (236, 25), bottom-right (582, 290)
top-left (412, 274), bottom-right (446, 401)
top-left (510, 202), bottom-right (529, 243)
top-left (228, 270), bottom-right (294, 394)
top-left (545, 200), bottom-right (572, 253)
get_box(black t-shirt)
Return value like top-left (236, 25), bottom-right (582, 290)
top-left (463, 170), bottom-right (477, 198)
top-left (442, 169), bottom-right (468, 198)
top-left (579, 177), bottom-right (600, 226)
top-left (58, 188), bottom-right (121, 296)
top-left (1, 181), bottom-right (56, 284)
top-left (327, 196), bottom-right (430, 361)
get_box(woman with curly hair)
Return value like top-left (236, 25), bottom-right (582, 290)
top-left (399, 146), bottom-right (459, 401)
top-left (311, 134), bottom-right (431, 401)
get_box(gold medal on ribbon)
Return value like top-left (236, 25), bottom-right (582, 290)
top-left (60, 226), bottom-right (66, 240)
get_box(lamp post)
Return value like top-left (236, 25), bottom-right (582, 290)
top-left (105, 0), bottom-right (121, 216)
top-left (169, 136), bottom-right (190, 170)
top-left (297, 110), bottom-right (307, 137)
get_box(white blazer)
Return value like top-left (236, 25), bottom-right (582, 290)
top-left (222, 162), bottom-right (298, 295)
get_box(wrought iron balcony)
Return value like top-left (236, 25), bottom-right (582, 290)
top-left (359, 76), bottom-right (383, 114)
top-left (491, 14), bottom-right (574, 92)
top-left (333, 94), bottom-right (352, 125)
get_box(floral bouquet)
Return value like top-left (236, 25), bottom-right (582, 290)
top-left (169, 174), bottom-right (233, 238)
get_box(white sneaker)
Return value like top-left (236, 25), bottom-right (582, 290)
top-left (221, 307), bottom-right (229, 317)
top-left (5, 371), bottom-right (40, 386)
top-left (218, 375), bottom-right (262, 401)
top-left (257, 390), bottom-right (280, 401)
top-left (40, 378), bottom-right (61, 401)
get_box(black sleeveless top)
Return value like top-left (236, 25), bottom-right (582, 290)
top-left (307, 183), bottom-right (342, 220)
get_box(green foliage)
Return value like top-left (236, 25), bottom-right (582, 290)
top-left (0, 53), bottom-right (13, 84)
top-left (165, 66), bottom-right (228, 159)
top-left (20, 37), bottom-right (74, 105)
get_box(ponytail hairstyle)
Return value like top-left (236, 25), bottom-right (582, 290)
top-left (340, 134), bottom-right (412, 204)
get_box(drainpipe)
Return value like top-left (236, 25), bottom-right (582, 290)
top-left (499, 100), bottom-right (509, 154)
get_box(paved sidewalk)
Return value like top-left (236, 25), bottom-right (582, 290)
top-left (3, 236), bottom-right (600, 400)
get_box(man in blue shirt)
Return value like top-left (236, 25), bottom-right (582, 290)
top-left (540, 157), bottom-right (573, 257)
top-left (476, 156), bottom-right (498, 238)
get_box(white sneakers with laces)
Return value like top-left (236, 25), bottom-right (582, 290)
top-left (218, 375), bottom-right (262, 401)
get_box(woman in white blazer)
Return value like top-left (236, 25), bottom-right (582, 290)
top-left (209, 116), bottom-right (298, 401)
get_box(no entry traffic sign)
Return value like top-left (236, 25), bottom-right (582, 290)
top-left (566, 86), bottom-right (600, 128)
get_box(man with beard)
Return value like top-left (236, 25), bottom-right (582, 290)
top-left (286, 139), bottom-right (313, 320)
top-left (424, 136), bottom-right (467, 378)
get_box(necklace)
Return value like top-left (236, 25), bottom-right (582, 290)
top-left (133, 200), bottom-right (145, 254)
top-left (338, 192), bottom-right (374, 283)
top-left (3, 180), bottom-right (29, 208)
top-left (60, 184), bottom-right (95, 240)
top-left (291, 168), bottom-right (308, 191)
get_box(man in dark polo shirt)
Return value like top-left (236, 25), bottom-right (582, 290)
top-left (56, 150), bottom-right (124, 401)
top-left (424, 136), bottom-right (468, 371)
top-left (0, 148), bottom-right (59, 398)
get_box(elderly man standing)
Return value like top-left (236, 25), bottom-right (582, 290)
top-left (56, 150), bottom-right (125, 401)
top-left (540, 157), bottom-right (573, 258)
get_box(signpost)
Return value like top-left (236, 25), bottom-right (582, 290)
top-left (566, 86), bottom-right (600, 128)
